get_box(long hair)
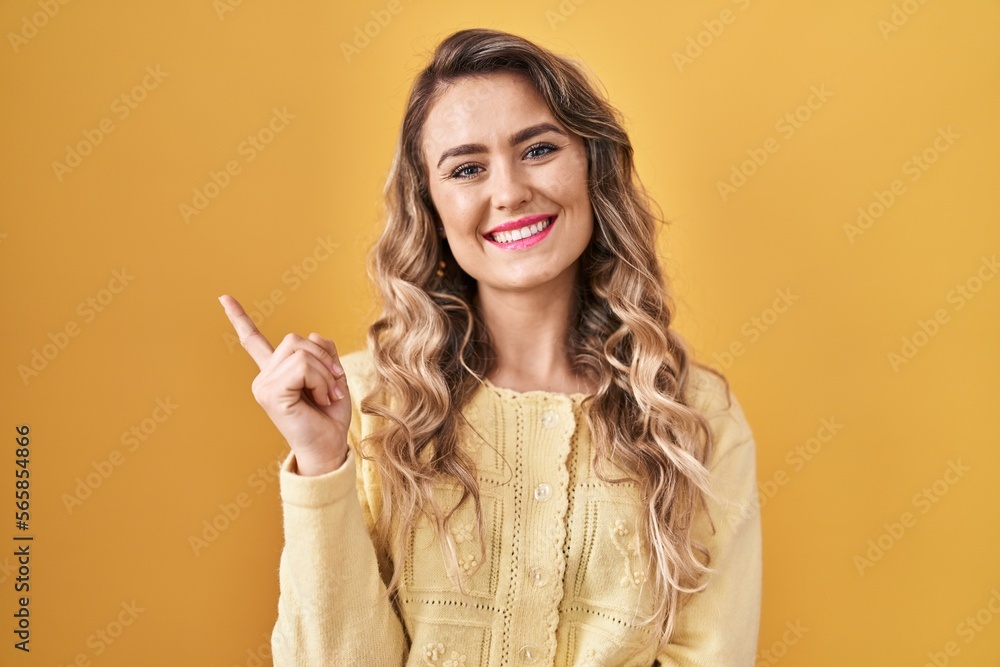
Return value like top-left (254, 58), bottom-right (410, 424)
top-left (360, 27), bottom-right (731, 653)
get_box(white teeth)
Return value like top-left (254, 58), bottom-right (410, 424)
top-left (490, 217), bottom-right (551, 244)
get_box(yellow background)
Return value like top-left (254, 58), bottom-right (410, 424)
top-left (1, 0), bottom-right (998, 664)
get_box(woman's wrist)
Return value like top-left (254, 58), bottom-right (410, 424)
top-left (294, 448), bottom-right (348, 476)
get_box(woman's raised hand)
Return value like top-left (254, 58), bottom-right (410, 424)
top-left (218, 294), bottom-right (351, 476)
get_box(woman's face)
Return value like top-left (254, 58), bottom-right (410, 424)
top-left (421, 71), bottom-right (593, 295)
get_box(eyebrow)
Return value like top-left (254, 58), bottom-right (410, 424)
top-left (435, 122), bottom-right (568, 169)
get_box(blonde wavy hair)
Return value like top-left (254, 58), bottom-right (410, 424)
top-left (359, 28), bottom-right (732, 653)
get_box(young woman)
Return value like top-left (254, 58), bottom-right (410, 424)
top-left (220, 28), bottom-right (761, 667)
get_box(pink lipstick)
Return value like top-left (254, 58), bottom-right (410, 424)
top-left (483, 214), bottom-right (557, 250)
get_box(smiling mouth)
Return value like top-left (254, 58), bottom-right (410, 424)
top-left (487, 217), bottom-right (554, 244)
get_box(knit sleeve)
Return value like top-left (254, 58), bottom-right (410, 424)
top-left (654, 376), bottom-right (763, 667)
top-left (269, 355), bottom-right (409, 666)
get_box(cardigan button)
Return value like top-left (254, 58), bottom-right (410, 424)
top-left (540, 410), bottom-right (559, 428)
top-left (528, 566), bottom-right (548, 586)
top-left (533, 483), bottom-right (552, 502)
top-left (518, 644), bottom-right (540, 663)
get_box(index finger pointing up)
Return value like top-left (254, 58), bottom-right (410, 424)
top-left (218, 294), bottom-right (274, 369)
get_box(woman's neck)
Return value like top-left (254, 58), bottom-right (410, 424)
top-left (475, 270), bottom-right (594, 395)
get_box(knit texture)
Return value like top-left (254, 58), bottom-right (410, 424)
top-left (270, 349), bottom-right (762, 666)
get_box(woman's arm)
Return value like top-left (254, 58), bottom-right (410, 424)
top-left (270, 447), bottom-right (409, 666)
top-left (269, 351), bottom-right (410, 666)
top-left (654, 383), bottom-right (763, 667)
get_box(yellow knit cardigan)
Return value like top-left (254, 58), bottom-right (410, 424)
top-left (270, 349), bottom-right (762, 666)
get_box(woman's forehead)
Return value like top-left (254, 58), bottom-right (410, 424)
top-left (421, 73), bottom-right (561, 154)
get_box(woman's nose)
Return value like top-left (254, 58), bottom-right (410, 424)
top-left (489, 162), bottom-right (532, 211)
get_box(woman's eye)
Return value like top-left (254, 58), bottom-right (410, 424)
top-left (451, 163), bottom-right (482, 179)
top-left (525, 143), bottom-right (557, 159)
